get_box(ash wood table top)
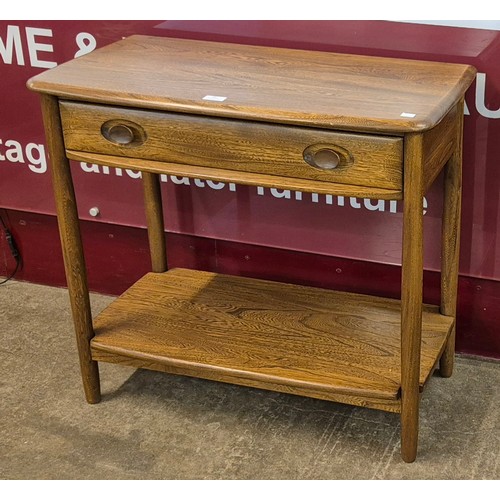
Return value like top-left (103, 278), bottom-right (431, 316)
top-left (28, 35), bottom-right (475, 133)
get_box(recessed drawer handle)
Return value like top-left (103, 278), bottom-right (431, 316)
top-left (303, 147), bottom-right (341, 170)
top-left (107, 124), bottom-right (134, 144)
top-left (101, 120), bottom-right (146, 147)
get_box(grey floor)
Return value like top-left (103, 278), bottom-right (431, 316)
top-left (1, 279), bottom-right (499, 479)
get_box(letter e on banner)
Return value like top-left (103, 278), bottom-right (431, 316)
top-left (25, 27), bottom-right (56, 68)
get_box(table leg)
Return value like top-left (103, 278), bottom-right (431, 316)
top-left (440, 100), bottom-right (464, 377)
top-left (142, 172), bottom-right (167, 272)
top-left (40, 94), bottom-right (101, 404)
top-left (400, 132), bottom-right (424, 463)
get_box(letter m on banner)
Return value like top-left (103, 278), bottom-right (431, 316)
top-left (0, 25), bottom-right (24, 65)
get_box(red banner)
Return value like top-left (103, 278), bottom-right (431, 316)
top-left (1, 20), bottom-right (500, 281)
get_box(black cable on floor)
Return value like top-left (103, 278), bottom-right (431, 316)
top-left (0, 214), bottom-right (21, 285)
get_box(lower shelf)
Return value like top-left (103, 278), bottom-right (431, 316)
top-left (91, 268), bottom-right (454, 413)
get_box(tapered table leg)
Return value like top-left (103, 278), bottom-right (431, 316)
top-left (142, 172), bottom-right (167, 273)
top-left (440, 100), bottom-right (464, 377)
top-left (40, 94), bottom-right (100, 404)
top-left (400, 132), bottom-right (424, 463)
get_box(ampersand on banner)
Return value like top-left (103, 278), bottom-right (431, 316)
top-left (74, 32), bottom-right (96, 58)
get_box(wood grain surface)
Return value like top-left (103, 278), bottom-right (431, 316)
top-left (92, 349), bottom-right (402, 413)
top-left (90, 269), bottom-right (453, 408)
top-left (29, 34), bottom-right (473, 462)
top-left (400, 132), bottom-right (425, 463)
top-left (422, 104), bottom-right (458, 193)
top-left (142, 172), bottom-right (167, 273)
top-left (440, 99), bottom-right (464, 377)
top-left (40, 94), bottom-right (101, 404)
top-left (66, 150), bottom-right (403, 200)
top-left (60, 101), bottom-right (403, 190)
top-left (28, 36), bottom-right (476, 133)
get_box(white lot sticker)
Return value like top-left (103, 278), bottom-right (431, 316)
top-left (203, 95), bottom-right (227, 102)
top-left (400, 112), bottom-right (416, 118)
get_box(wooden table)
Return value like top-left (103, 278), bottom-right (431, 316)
top-left (28, 36), bottom-right (476, 462)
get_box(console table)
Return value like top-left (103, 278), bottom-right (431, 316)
top-left (28, 36), bottom-right (476, 462)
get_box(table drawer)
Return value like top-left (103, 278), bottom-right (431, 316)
top-left (60, 101), bottom-right (403, 190)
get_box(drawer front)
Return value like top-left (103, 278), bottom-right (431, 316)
top-left (60, 101), bottom-right (403, 190)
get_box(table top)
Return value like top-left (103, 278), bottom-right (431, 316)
top-left (28, 35), bottom-right (476, 133)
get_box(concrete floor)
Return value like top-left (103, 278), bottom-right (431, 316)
top-left (1, 279), bottom-right (499, 479)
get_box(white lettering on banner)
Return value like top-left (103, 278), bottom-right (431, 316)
top-left (267, 188), bottom-right (304, 200)
top-left (0, 25), bottom-right (56, 68)
top-left (4, 140), bottom-right (24, 162)
top-left (25, 27), bottom-right (56, 68)
top-left (0, 138), bottom-right (47, 173)
top-left (206, 180), bottom-right (228, 190)
top-left (126, 169), bottom-right (141, 179)
top-left (475, 73), bottom-right (500, 119)
top-left (364, 199), bottom-right (385, 211)
top-left (312, 193), bottom-right (333, 204)
top-left (171, 176), bottom-right (190, 185)
top-left (0, 144), bottom-right (428, 214)
top-left (0, 25), bottom-right (24, 65)
top-left (270, 189), bottom-right (291, 199)
top-left (1, 25), bottom-right (97, 67)
top-left (25, 143), bottom-right (46, 173)
top-left (80, 163), bottom-right (142, 179)
top-left (80, 162), bottom-right (100, 173)
top-left (255, 185), bottom-right (427, 214)
top-left (79, 163), bottom-right (239, 190)
top-left (74, 32), bottom-right (97, 58)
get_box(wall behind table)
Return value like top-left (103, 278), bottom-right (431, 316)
top-left (1, 20), bottom-right (499, 359)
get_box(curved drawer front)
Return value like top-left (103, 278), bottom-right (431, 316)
top-left (60, 101), bottom-right (403, 190)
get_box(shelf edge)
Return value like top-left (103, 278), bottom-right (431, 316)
top-left (91, 346), bottom-right (402, 413)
